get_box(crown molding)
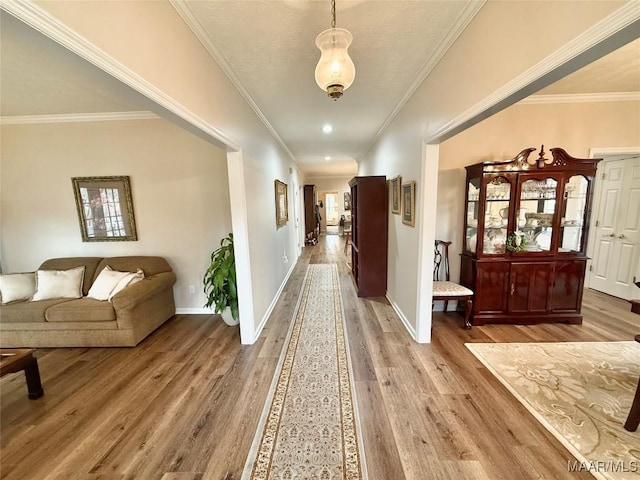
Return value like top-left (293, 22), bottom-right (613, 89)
top-left (425, 2), bottom-right (640, 143)
top-left (359, 0), bottom-right (486, 160)
top-left (0, 111), bottom-right (158, 125)
top-left (520, 92), bottom-right (640, 104)
top-left (0, 0), bottom-right (240, 151)
top-left (169, 0), bottom-right (299, 167)
top-left (305, 174), bottom-right (357, 181)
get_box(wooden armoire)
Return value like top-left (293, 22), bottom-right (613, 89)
top-left (349, 176), bottom-right (388, 297)
top-left (303, 185), bottom-right (316, 238)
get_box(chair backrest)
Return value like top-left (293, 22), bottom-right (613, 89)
top-left (434, 240), bottom-right (452, 282)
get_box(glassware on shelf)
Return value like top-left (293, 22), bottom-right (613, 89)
top-left (483, 228), bottom-right (507, 254)
top-left (482, 176), bottom-right (511, 254)
top-left (468, 179), bottom-right (480, 201)
top-left (518, 178), bottom-right (557, 253)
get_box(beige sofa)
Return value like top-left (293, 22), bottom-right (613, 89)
top-left (0, 256), bottom-right (176, 347)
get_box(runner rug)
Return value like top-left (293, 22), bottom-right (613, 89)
top-left (466, 342), bottom-right (640, 480)
top-left (242, 264), bottom-right (366, 480)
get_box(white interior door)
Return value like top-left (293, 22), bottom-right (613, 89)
top-left (589, 156), bottom-right (640, 299)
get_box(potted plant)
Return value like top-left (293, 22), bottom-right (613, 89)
top-left (203, 233), bottom-right (239, 326)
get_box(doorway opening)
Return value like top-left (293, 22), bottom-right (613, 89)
top-left (324, 192), bottom-right (340, 226)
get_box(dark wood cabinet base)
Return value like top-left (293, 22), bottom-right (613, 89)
top-left (471, 313), bottom-right (582, 326)
top-left (631, 300), bottom-right (640, 315)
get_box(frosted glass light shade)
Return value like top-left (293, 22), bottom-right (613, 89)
top-left (315, 28), bottom-right (355, 100)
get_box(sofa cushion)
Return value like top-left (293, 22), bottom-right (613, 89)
top-left (32, 266), bottom-right (85, 301)
top-left (94, 256), bottom-right (172, 282)
top-left (0, 273), bottom-right (36, 304)
top-left (39, 257), bottom-right (103, 296)
top-left (0, 298), bottom-right (72, 323)
top-left (108, 269), bottom-right (144, 301)
top-left (45, 298), bottom-right (116, 322)
top-left (87, 266), bottom-right (135, 301)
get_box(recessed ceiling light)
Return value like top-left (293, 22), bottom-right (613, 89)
top-left (325, 156), bottom-right (331, 161)
top-left (322, 124), bottom-right (333, 134)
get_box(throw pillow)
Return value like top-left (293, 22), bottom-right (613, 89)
top-left (0, 272), bottom-right (36, 304)
top-left (87, 266), bottom-right (133, 301)
top-left (31, 266), bottom-right (85, 301)
top-left (108, 269), bottom-right (145, 301)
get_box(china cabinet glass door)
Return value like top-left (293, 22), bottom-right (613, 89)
top-left (517, 177), bottom-right (558, 252)
top-left (483, 176), bottom-right (511, 254)
top-left (559, 175), bottom-right (589, 252)
top-left (465, 178), bottom-right (480, 253)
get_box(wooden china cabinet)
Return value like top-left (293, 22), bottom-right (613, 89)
top-left (459, 147), bottom-right (601, 326)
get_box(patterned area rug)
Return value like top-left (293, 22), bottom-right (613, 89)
top-left (243, 264), bottom-right (366, 480)
top-left (466, 342), bottom-right (640, 480)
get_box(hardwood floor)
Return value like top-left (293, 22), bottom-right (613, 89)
top-left (1, 234), bottom-right (638, 479)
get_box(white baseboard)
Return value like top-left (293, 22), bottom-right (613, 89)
top-left (175, 307), bottom-right (211, 315)
top-left (252, 259), bottom-right (298, 341)
top-left (386, 294), bottom-right (417, 341)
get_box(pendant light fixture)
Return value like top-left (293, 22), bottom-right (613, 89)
top-left (314, 0), bottom-right (355, 100)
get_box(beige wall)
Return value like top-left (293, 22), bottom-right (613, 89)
top-left (0, 119), bottom-right (232, 311)
top-left (438, 99), bottom-right (640, 284)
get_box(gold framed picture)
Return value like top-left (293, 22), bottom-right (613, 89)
top-left (390, 175), bottom-right (401, 214)
top-left (275, 179), bottom-right (288, 227)
top-left (72, 176), bottom-right (137, 242)
top-left (402, 181), bottom-right (415, 227)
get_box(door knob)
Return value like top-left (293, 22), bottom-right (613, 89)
top-left (619, 234), bottom-right (626, 239)
top-left (607, 233), bottom-right (616, 237)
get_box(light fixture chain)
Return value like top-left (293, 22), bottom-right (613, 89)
top-left (331, 0), bottom-right (336, 28)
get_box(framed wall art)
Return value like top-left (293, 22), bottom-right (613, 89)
top-left (275, 179), bottom-right (288, 227)
top-left (72, 176), bottom-right (138, 242)
top-left (344, 191), bottom-right (351, 210)
top-left (402, 181), bottom-right (415, 227)
top-left (390, 176), bottom-right (401, 214)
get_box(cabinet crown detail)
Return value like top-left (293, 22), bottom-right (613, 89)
top-left (481, 146), bottom-right (601, 173)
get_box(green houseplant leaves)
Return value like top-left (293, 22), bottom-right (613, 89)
top-left (203, 233), bottom-right (238, 321)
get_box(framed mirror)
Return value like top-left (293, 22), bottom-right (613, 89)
top-left (72, 176), bottom-right (138, 242)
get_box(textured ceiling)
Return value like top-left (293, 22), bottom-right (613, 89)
top-left (1, 4), bottom-right (639, 178)
top-left (176, 0), bottom-right (478, 176)
top-left (537, 38), bottom-right (640, 95)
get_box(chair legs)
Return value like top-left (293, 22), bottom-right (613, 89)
top-left (624, 375), bottom-right (640, 431)
top-left (463, 299), bottom-right (472, 329)
top-left (433, 297), bottom-right (473, 329)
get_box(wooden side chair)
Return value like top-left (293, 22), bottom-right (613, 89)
top-left (433, 240), bottom-right (474, 329)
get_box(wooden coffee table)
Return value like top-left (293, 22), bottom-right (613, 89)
top-left (0, 349), bottom-right (44, 399)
